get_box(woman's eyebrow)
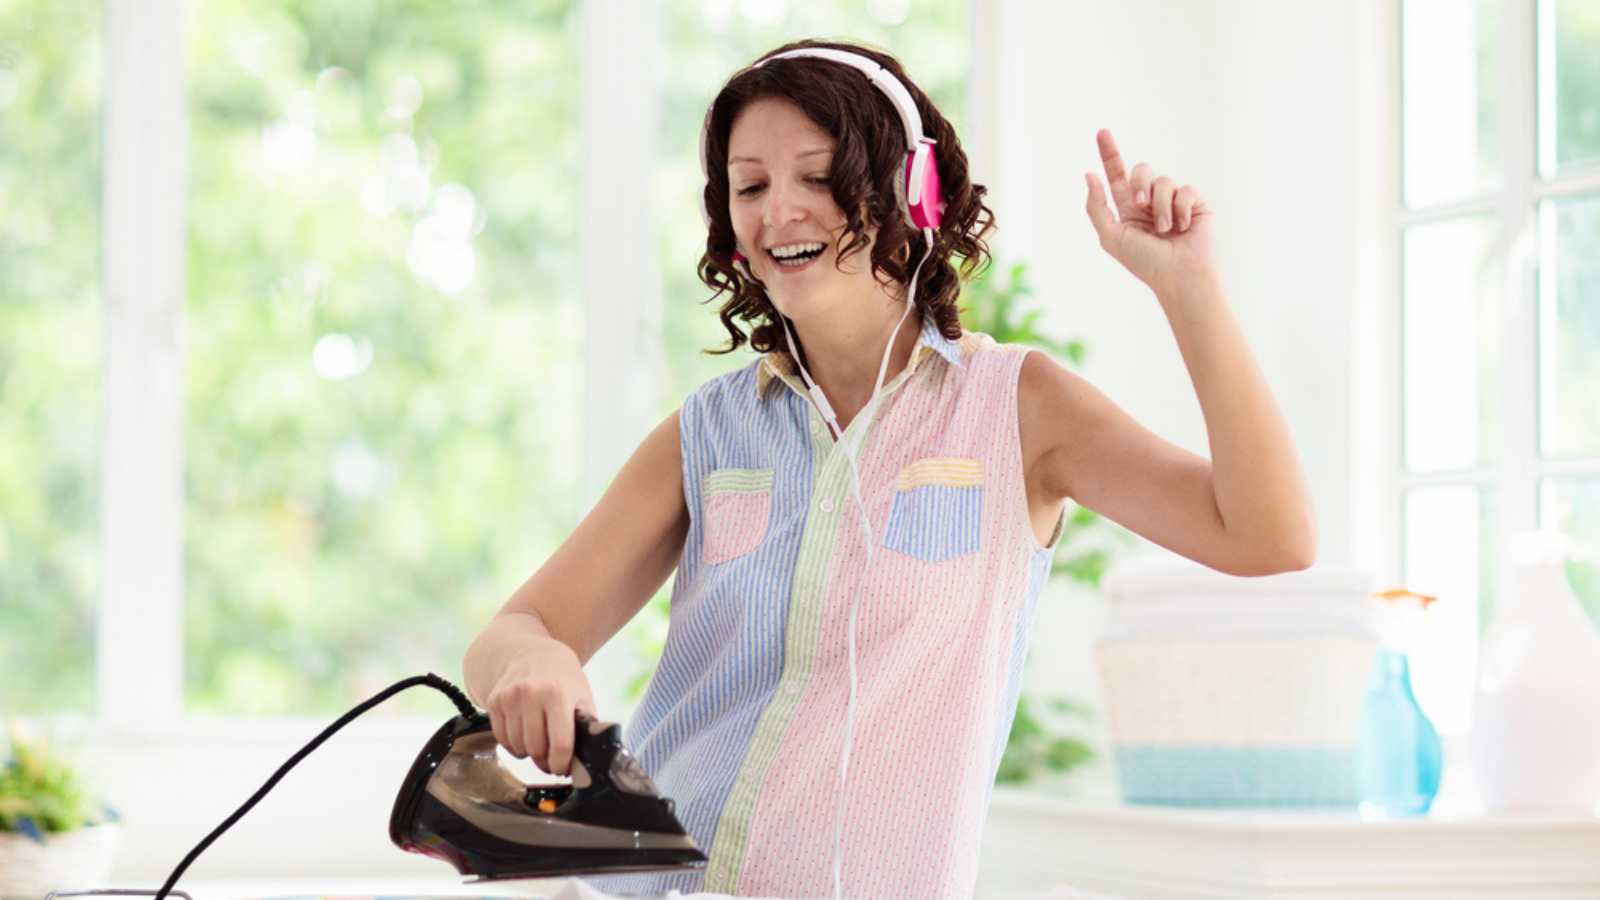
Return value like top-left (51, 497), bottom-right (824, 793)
top-left (728, 147), bottom-right (833, 165)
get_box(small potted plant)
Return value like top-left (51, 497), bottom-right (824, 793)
top-left (0, 723), bottom-right (121, 898)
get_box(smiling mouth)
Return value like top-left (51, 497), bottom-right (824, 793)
top-left (767, 243), bottom-right (828, 269)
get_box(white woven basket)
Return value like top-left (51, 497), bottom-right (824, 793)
top-left (1094, 556), bottom-right (1380, 806)
top-left (0, 823), bottom-right (120, 899)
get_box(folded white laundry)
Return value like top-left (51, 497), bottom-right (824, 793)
top-left (1018, 885), bottom-right (1125, 900)
top-left (535, 875), bottom-right (1118, 900)
top-left (534, 877), bottom-right (771, 900)
top-left (545, 878), bottom-right (619, 900)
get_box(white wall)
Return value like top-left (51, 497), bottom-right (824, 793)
top-left (93, 0), bottom-right (1399, 884)
top-left (990, 0), bottom-right (1379, 573)
top-left (973, 0), bottom-right (1397, 811)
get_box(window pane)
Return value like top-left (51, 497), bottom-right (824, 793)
top-left (1404, 485), bottom-right (1496, 735)
top-left (1540, 477), bottom-right (1600, 626)
top-left (656, 0), bottom-right (973, 407)
top-left (1539, 192), bottom-right (1600, 458)
top-left (1542, 474), bottom-right (1600, 627)
top-left (1403, 216), bottom-right (1502, 473)
top-left (0, 2), bottom-right (101, 714)
top-left (183, 1), bottom-right (583, 715)
top-left (1403, 0), bottom-right (1502, 208)
top-left (1542, 0), bottom-right (1600, 176)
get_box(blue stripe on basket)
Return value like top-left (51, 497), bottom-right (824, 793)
top-left (1114, 745), bottom-right (1359, 807)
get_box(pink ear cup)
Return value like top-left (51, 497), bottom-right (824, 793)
top-left (905, 143), bottom-right (943, 230)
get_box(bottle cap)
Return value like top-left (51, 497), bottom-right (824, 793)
top-left (1370, 586), bottom-right (1438, 608)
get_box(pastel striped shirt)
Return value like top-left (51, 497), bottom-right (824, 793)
top-left (590, 315), bottom-right (1065, 898)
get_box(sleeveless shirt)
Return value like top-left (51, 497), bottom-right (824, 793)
top-left (590, 315), bottom-right (1065, 898)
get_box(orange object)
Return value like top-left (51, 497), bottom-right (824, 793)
top-left (1371, 586), bottom-right (1438, 608)
top-left (538, 798), bottom-right (558, 813)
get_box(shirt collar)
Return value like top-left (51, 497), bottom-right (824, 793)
top-left (755, 312), bottom-right (966, 400)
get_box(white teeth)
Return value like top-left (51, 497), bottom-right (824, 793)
top-left (769, 242), bottom-right (825, 259)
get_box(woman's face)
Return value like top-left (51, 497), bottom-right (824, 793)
top-left (726, 96), bottom-right (881, 319)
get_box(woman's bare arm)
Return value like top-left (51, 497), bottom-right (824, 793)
top-left (463, 409), bottom-right (689, 706)
top-left (1018, 279), bottom-right (1317, 579)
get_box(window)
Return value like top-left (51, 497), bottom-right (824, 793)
top-left (0, 1), bottom-right (102, 715)
top-left (1399, 0), bottom-right (1600, 734)
top-left (182, 0), bottom-right (585, 714)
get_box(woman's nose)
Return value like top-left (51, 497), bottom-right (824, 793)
top-left (761, 178), bottom-right (806, 228)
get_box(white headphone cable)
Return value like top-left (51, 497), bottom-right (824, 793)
top-left (792, 227), bottom-right (934, 900)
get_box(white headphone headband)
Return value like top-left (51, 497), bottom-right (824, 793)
top-left (698, 46), bottom-right (938, 229)
top-left (754, 48), bottom-right (927, 153)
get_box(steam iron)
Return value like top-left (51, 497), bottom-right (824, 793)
top-left (390, 708), bottom-right (707, 880)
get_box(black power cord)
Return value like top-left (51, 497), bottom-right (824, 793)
top-left (153, 673), bottom-right (478, 900)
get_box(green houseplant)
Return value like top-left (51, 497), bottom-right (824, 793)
top-left (958, 259), bottom-right (1138, 785)
top-left (0, 724), bottom-right (121, 896)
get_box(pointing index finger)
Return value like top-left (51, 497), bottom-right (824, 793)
top-left (1097, 129), bottom-right (1127, 188)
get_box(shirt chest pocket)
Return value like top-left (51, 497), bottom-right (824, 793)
top-left (701, 467), bottom-right (775, 565)
top-left (882, 456), bottom-right (985, 563)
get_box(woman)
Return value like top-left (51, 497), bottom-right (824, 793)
top-left (463, 38), bottom-right (1316, 898)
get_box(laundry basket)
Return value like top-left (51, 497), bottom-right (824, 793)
top-left (1093, 555), bottom-right (1377, 808)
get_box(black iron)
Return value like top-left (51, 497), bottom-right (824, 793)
top-left (390, 709), bottom-right (707, 880)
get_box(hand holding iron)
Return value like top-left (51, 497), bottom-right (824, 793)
top-left (483, 638), bottom-right (598, 777)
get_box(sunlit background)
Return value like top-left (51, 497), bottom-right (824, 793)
top-left (2, 0), bottom-right (1600, 888)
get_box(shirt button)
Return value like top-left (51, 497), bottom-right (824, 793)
top-left (819, 498), bottom-right (835, 513)
top-left (785, 682), bottom-right (803, 697)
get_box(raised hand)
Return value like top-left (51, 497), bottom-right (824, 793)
top-left (1084, 128), bottom-right (1219, 297)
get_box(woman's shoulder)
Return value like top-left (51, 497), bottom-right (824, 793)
top-left (951, 330), bottom-right (1047, 376)
top-left (955, 330), bottom-right (997, 358)
top-left (955, 332), bottom-right (1081, 436)
top-left (680, 356), bottom-right (768, 416)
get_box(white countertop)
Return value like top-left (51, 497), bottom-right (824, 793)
top-left (980, 789), bottom-right (1600, 899)
top-left (94, 793), bottom-right (1600, 900)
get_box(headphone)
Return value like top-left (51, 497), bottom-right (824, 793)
top-left (697, 46), bottom-right (945, 276)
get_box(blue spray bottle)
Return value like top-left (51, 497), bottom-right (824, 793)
top-left (1358, 587), bottom-right (1443, 818)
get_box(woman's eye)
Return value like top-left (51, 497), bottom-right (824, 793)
top-left (735, 177), bottom-right (829, 197)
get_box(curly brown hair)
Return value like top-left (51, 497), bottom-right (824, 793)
top-left (698, 38), bottom-right (997, 356)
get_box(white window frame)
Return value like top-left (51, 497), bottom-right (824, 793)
top-left (1389, 0), bottom-right (1600, 743)
top-left (92, 0), bottom-right (659, 727)
top-left (97, 0), bottom-right (187, 725)
top-left (1396, 0), bottom-right (1600, 627)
